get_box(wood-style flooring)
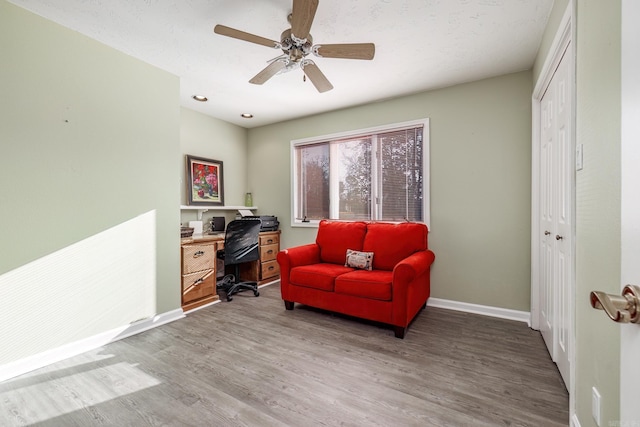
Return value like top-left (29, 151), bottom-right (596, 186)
top-left (0, 283), bottom-right (569, 426)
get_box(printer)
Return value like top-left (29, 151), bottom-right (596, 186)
top-left (239, 215), bottom-right (279, 232)
top-left (256, 215), bottom-right (279, 231)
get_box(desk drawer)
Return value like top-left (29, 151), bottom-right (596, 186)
top-left (261, 260), bottom-right (280, 280)
top-left (259, 234), bottom-right (279, 246)
top-left (182, 269), bottom-right (215, 304)
top-left (182, 243), bottom-right (216, 274)
top-left (260, 243), bottom-right (278, 262)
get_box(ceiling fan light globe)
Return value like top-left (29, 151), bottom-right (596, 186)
top-left (291, 48), bottom-right (305, 61)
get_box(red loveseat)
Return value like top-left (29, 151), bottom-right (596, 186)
top-left (277, 220), bottom-right (435, 338)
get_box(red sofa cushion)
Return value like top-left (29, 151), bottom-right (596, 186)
top-left (290, 263), bottom-right (355, 291)
top-left (335, 270), bottom-right (393, 301)
top-left (362, 222), bottom-right (428, 271)
top-left (316, 220), bottom-right (367, 265)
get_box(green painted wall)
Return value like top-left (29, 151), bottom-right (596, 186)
top-left (0, 2), bottom-right (180, 365)
top-left (179, 107), bottom-right (248, 226)
top-left (574, 0), bottom-right (621, 424)
top-left (248, 71), bottom-right (533, 312)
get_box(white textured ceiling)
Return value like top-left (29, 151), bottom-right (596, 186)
top-left (8, 0), bottom-right (553, 128)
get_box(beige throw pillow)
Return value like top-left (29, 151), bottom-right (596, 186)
top-left (345, 249), bottom-right (374, 271)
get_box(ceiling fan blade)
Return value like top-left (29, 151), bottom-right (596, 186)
top-left (291, 0), bottom-right (319, 41)
top-left (249, 60), bottom-right (287, 85)
top-left (314, 43), bottom-right (376, 60)
top-left (302, 61), bottom-right (333, 93)
top-left (214, 24), bottom-right (279, 48)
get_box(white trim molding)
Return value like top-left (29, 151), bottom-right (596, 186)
top-left (0, 309), bottom-right (185, 383)
top-left (427, 298), bottom-right (530, 325)
top-left (570, 413), bottom-right (581, 427)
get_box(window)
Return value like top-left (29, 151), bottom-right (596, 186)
top-left (291, 119), bottom-right (429, 226)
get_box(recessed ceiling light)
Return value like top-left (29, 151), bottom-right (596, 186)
top-left (241, 113), bottom-right (253, 119)
top-left (192, 95), bottom-right (208, 102)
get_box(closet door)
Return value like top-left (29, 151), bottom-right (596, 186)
top-left (539, 46), bottom-right (572, 390)
top-left (539, 79), bottom-right (555, 358)
top-left (554, 47), bottom-right (572, 389)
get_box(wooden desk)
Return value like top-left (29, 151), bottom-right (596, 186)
top-left (180, 231), bottom-right (280, 312)
top-left (238, 230), bottom-right (281, 285)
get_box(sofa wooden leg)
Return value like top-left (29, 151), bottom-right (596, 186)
top-left (393, 326), bottom-right (406, 339)
top-left (284, 300), bottom-right (294, 310)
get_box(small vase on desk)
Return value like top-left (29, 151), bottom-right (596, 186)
top-left (245, 192), bottom-right (253, 207)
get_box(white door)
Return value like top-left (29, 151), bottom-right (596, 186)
top-left (538, 46), bottom-right (572, 389)
top-left (539, 83), bottom-right (555, 355)
top-left (620, 0), bottom-right (640, 420)
top-left (553, 48), bottom-right (572, 389)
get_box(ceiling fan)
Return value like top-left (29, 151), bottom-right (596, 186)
top-left (213, 0), bottom-right (375, 93)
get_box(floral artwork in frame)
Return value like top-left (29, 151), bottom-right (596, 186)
top-left (186, 155), bottom-right (224, 206)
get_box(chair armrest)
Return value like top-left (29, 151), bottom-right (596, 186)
top-left (393, 250), bottom-right (436, 285)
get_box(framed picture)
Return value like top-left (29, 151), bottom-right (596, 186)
top-left (186, 155), bottom-right (224, 206)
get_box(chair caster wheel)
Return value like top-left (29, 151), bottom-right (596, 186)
top-left (227, 296), bottom-right (233, 302)
top-left (254, 291), bottom-right (260, 297)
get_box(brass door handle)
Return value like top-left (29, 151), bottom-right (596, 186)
top-left (556, 235), bottom-right (563, 240)
top-left (544, 231), bottom-right (551, 235)
top-left (590, 285), bottom-right (640, 323)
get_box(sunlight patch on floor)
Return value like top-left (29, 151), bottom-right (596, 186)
top-left (0, 361), bottom-right (161, 425)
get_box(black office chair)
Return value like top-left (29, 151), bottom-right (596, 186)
top-left (216, 218), bottom-right (261, 301)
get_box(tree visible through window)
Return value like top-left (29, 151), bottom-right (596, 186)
top-left (296, 143), bottom-right (329, 220)
top-left (293, 119), bottom-right (429, 224)
top-left (338, 138), bottom-right (372, 220)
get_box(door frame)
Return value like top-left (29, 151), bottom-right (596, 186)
top-left (530, 0), bottom-right (575, 414)
top-left (620, 0), bottom-right (640, 420)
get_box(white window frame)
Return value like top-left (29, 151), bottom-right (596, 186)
top-left (290, 118), bottom-right (430, 228)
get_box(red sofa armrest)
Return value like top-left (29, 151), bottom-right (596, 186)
top-left (277, 244), bottom-right (321, 303)
top-left (391, 250), bottom-right (436, 327)
top-left (277, 243), bottom-right (320, 269)
top-left (393, 250), bottom-right (435, 285)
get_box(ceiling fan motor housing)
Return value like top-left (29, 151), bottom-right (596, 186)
top-left (281, 29), bottom-right (313, 62)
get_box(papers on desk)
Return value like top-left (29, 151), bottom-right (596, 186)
top-left (188, 220), bottom-right (203, 234)
top-left (238, 209), bottom-right (254, 217)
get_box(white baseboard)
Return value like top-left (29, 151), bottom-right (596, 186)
top-left (0, 309), bottom-right (185, 383)
top-left (427, 298), bottom-right (531, 326)
top-left (259, 278), bottom-right (280, 288)
top-left (183, 298), bottom-right (221, 314)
